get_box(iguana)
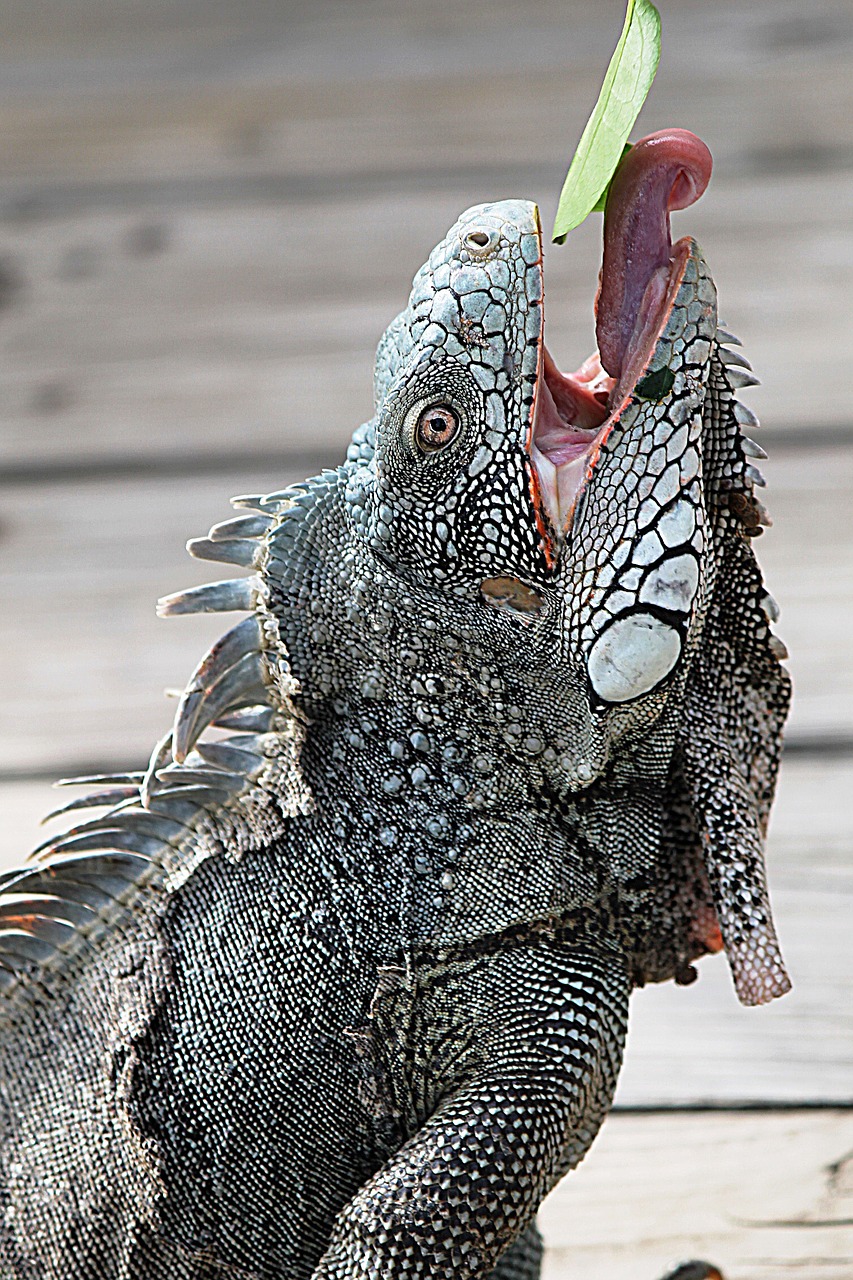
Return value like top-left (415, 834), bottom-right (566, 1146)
top-left (0, 129), bottom-right (790, 1279)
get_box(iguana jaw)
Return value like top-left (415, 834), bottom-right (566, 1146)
top-left (528, 129), bottom-right (712, 539)
top-left (529, 240), bottom-right (693, 537)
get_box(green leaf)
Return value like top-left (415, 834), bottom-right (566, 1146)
top-left (552, 0), bottom-right (662, 243)
top-left (590, 142), bottom-right (633, 213)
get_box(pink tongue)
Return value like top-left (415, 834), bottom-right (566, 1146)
top-left (596, 129), bottom-right (713, 380)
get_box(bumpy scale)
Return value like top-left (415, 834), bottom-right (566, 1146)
top-left (0, 130), bottom-right (790, 1279)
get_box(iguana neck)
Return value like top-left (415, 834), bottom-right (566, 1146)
top-left (259, 481), bottom-right (692, 956)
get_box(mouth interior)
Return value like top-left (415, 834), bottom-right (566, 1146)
top-left (529, 130), bottom-right (712, 536)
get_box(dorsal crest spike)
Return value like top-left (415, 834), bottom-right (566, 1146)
top-left (0, 479), bottom-right (296, 998)
top-left (156, 577), bottom-right (259, 618)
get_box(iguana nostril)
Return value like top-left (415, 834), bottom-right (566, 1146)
top-left (463, 228), bottom-right (495, 253)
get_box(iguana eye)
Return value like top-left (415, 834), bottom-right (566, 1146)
top-left (415, 404), bottom-right (460, 453)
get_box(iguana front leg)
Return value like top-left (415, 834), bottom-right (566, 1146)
top-left (312, 944), bottom-right (628, 1279)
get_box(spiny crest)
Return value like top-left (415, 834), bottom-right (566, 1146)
top-left (674, 323), bottom-right (791, 1004)
top-left (0, 487), bottom-right (305, 1002)
top-left (712, 321), bottom-right (787, 659)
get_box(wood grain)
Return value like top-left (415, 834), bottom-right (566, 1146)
top-left (539, 1110), bottom-right (853, 1280)
top-left (0, 168), bottom-right (850, 469)
top-left (1, 0), bottom-right (852, 472)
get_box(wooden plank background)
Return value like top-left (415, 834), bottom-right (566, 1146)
top-left (539, 1110), bottom-right (853, 1280)
top-left (1, 1), bottom-right (850, 1274)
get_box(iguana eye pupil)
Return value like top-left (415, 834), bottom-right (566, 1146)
top-left (416, 404), bottom-right (460, 452)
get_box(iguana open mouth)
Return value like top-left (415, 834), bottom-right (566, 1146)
top-left (529, 130), bottom-right (713, 536)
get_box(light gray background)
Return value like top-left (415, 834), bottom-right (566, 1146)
top-left (1, 3), bottom-right (851, 1275)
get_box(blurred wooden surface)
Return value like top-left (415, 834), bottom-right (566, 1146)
top-left (1, 2), bottom-right (851, 1275)
top-left (539, 1110), bottom-right (853, 1280)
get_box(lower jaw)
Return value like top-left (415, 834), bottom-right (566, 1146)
top-left (528, 237), bottom-right (692, 540)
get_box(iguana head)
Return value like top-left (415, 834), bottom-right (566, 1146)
top-left (338, 129), bottom-right (790, 1003)
top-left (351, 131), bottom-right (716, 716)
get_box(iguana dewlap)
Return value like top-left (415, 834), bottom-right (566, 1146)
top-left (0, 130), bottom-right (790, 1279)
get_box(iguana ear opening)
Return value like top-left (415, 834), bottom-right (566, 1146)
top-left (679, 526), bottom-right (792, 1006)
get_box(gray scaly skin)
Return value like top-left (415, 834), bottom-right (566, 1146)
top-left (0, 168), bottom-right (790, 1277)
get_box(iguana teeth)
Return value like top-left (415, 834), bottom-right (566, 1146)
top-left (745, 463), bottom-right (766, 488)
top-left (186, 537), bottom-right (260, 568)
top-left (716, 325), bottom-right (742, 345)
top-left (156, 577), bottom-right (259, 618)
top-left (733, 400), bottom-right (760, 429)
top-left (741, 436), bottom-right (767, 460)
top-left (725, 367), bottom-right (761, 389)
top-left (208, 514), bottom-right (273, 542)
top-left (719, 347), bottom-right (753, 370)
